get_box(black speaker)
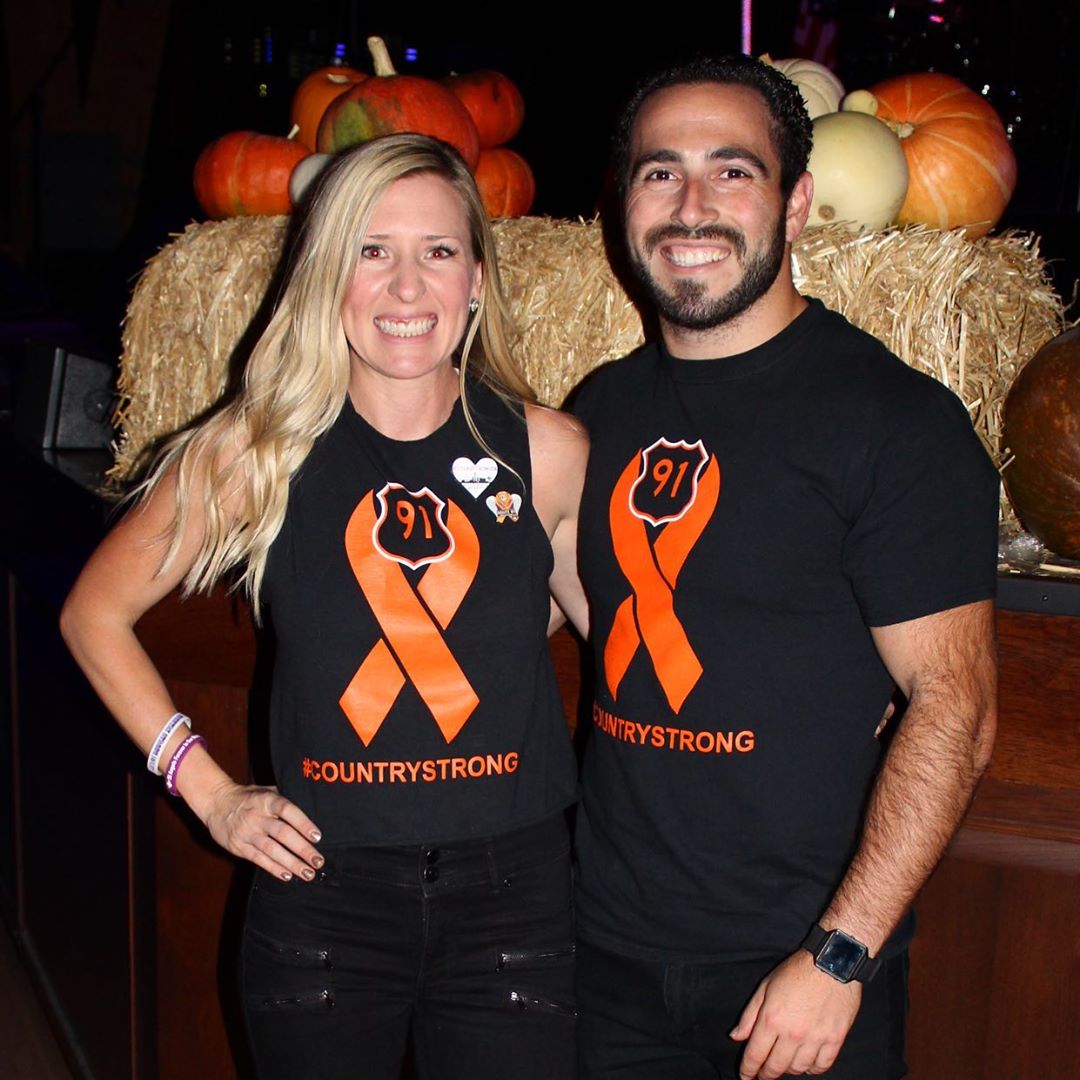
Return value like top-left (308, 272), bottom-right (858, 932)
top-left (13, 344), bottom-right (116, 450)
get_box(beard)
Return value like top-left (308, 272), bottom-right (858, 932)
top-left (629, 217), bottom-right (788, 332)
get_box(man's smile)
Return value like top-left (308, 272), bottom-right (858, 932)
top-left (660, 245), bottom-right (733, 268)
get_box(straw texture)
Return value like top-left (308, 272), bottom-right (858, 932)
top-left (115, 214), bottom-right (1068, 532)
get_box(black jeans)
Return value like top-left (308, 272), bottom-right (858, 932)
top-left (577, 940), bottom-right (908, 1079)
top-left (241, 815), bottom-right (577, 1079)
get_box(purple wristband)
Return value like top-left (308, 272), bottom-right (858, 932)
top-left (164, 734), bottom-right (207, 797)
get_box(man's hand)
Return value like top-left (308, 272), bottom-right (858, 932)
top-left (730, 950), bottom-right (861, 1079)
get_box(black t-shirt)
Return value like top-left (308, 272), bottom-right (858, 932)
top-left (572, 298), bottom-right (999, 962)
top-left (262, 380), bottom-right (578, 846)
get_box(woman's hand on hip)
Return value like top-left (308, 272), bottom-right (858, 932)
top-left (203, 780), bottom-right (324, 881)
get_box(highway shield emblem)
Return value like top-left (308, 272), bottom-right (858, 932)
top-left (629, 438), bottom-right (709, 526)
top-left (373, 483), bottom-right (454, 569)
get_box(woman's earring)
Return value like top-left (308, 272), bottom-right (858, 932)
top-left (468, 298), bottom-right (479, 314)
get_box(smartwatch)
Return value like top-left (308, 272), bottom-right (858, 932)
top-left (802, 924), bottom-right (882, 985)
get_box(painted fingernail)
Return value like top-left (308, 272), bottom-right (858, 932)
top-left (310, 831), bottom-right (322, 843)
top-left (280, 871), bottom-right (292, 882)
top-left (312, 855), bottom-right (324, 869)
top-left (302, 868), bottom-right (315, 881)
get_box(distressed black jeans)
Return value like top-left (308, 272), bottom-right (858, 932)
top-left (241, 815), bottom-right (577, 1079)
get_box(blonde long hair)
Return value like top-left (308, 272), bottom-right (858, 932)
top-left (143, 134), bottom-right (533, 616)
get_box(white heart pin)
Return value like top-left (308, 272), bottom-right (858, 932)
top-left (452, 456), bottom-right (498, 497)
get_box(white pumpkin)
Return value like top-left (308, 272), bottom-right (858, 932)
top-left (840, 89), bottom-right (879, 117)
top-left (289, 152), bottom-right (331, 207)
top-left (806, 112), bottom-right (909, 232)
top-left (760, 54), bottom-right (845, 119)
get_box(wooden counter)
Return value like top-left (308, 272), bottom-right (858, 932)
top-left (907, 608), bottom-right (1080, 1080)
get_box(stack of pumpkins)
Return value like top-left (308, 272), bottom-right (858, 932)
top-left (194, 36), bottom-right (534, 221)
top-left (764, 56), bottom-right (1018, 239)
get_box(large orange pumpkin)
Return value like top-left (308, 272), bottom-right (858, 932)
top-left (866, 73), bottom-right (1017, 238)
top-left (474, 148), bottom-right (535, 217)
top-left (317, 37), bottom-right (480, 168)
top-left (193, 132), bottom-right (310, 218)
top-left (442, 70), bottom-right (525, 148)
top-left (290, 65), bottom-right (367, 151)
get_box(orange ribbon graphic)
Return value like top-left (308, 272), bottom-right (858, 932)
top-left (340, 489), bottom-right (480, 746)
top-left (605, 450), bottom-right (720, 714)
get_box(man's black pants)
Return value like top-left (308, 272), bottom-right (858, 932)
top-left (577, 939), bottom-right (908, 1079)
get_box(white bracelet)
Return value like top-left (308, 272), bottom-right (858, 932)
top-left (146, 712), bottom-right (192, 775)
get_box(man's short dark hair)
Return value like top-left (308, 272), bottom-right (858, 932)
top-left (612, 54), bottom-right (813, 201)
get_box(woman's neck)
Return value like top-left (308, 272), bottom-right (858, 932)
top-left (347, 364), bottom-right (460, 441)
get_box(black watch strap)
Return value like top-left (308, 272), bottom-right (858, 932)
top-left (802, 924), bottom-right (883, 985)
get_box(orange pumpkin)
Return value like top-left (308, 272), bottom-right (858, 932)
top-left (867, 73), bottom-right (1017, 238)
top-left (442, 70), bottom-right (525, 148)
top-left (290, 65), bottom-right (367, 151)
top-left (474, 148), bottom-right (535, 217)
top-left (193, 132), bottom-right (309, 219)
top-left (317, 37), bottom-right (480, 168)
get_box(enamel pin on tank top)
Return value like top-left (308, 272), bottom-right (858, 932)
top-left (605, 438), bottom-right (721, 713)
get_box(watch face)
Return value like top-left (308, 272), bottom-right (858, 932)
top-left (816, 931), bottom-right (866, 982)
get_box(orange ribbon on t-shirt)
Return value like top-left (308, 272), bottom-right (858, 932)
top-left (605, 452), bottom-right (720, 714)
top-left (340, 491), bottom-right (480, 746)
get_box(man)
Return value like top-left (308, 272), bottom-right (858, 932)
top-left (568, 55), bottom-right (999, 1079)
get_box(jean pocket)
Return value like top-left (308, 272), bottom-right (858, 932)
top-left (242, 925), bottom-right (337, 1013)
top-left (245, 925), bottom-right (334, 971)
top-left (499, 849), bottom-right (574, 920)
top-left (497, 943), bottom-right (577, 1020)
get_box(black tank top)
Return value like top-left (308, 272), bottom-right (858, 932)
top-left (262, 380), bottom-right (578, 845)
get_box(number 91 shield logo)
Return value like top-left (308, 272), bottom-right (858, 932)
top-left (373, 483), bottom-right (454, 569)
top-left (629, 438), bottom-right (709, 526)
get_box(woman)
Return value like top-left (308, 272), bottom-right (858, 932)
top-left (60, 134), bottom-right (588, 1079)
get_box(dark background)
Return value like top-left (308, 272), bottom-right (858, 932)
top-left (3, 0), bottom-right (1078, 366)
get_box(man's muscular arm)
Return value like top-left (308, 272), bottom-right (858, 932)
top-left (823, 600), bottom-right (998, 951)
top-left (732, 599), bottom-right (997, 1079)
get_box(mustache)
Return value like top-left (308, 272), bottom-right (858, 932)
top-left (642, 224), bottom-right (746, 261)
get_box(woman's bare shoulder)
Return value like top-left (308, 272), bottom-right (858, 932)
top-left (524, 402), bottom-right (588, 456)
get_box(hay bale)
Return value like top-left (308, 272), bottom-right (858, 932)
top-left (791, 223), bottom-right (1069, 525)
top-left (113, 215), bottom-right (1068, 529)
top-left (115, 216), bottom-right (286, 479)
top-left (792, 224), bottom-right (1067, 466)
top-left (491, 216), bottom-right (644, 407)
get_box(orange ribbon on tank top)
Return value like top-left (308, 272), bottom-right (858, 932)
top-left (605, 453), bottom-right (720, 714)
top-left (340, 492), bottom-right (480, 746)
